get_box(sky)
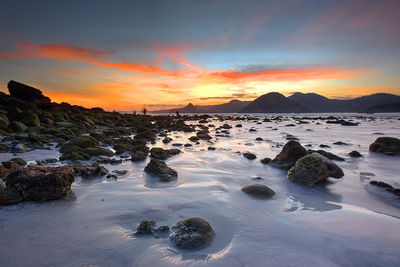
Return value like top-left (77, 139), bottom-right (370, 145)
top-left (0, 0), bottom-right (399, 111)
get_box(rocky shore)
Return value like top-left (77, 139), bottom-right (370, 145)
top-left (1, 80), bottom-right (400, 253)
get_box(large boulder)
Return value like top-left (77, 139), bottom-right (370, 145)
top-left (144, 158), bottom-right (177, 181)
top-left (150, 147), bottom-right (181, 160)
top-left (1, 165), bottom-right (75, 204)
top-left (288, 153), bottom-right (344, 186)
top-left (369, 137), bottom-right (400, 155)
top-left (241, 184), bottom-right (275, 199)
top-left (8, 80), bottom-right (51, 103)
top-left (170, 217), bottom-right (215, 249)
top-left (270, 141), bottom-right (307, 170)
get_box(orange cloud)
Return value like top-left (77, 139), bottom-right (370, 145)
top-left (209, 67), bottom-right (362, 82)
top-left (0, 41), bottom-right (176, 76)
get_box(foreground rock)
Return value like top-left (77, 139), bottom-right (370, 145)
top-left (144, 159), bottom-right (178, 181)
top-left (270, 141), bottom-right (307, 170)
top-left (1, 165), bottom-right (74, 205)
top-left (288, 153), bottom-right (344, 186)
top-left (170, 217), bottom-right (215, 249)
top-left (241, 184), bottom-right (275, 199)
top-left (369, 137), bottom-right (400, 155)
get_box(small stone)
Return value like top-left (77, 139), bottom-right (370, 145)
top-left (135, 220), bottom-right (155, 234)
top-left (241, 184), bottom-right (275, 199)
top-left (260, 157), bottom-right (271, 164)
top-left (349, 151), bottom-right (363, 157)
top-left (243, 152), bottom-right (256, 160)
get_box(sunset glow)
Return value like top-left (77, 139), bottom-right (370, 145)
top-left (1, 0), bottom-right (399, 110)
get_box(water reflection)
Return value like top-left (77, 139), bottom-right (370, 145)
top-left (285, 181), bottom-right (342, 212)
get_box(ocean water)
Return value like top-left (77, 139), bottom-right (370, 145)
top-left (1, 113), bottom-right (400, 267)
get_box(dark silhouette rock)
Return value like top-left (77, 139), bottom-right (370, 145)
top-left (8, 80), bottom-right (51, 103)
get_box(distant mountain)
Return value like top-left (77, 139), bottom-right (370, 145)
top-left (152, 100), bottom-right (250, 113)
top-left (288, 92), bottom-right (400, 112)
top-left (240, 92), bottom-right (309, 113)
top-left (152, 92), bottom-right (400, 114)
top-left (198, 100), bottom-right (251, 113)
top-left (365, 102), bottom-right (400, 113)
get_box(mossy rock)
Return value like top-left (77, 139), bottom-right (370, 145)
top-left (241, 184), bottom-right (275, 199)
top-left (288, 153), bottom-right (344, 186)
top-left (60, 135), bottom-right (99, 153)
top-left (134, 130), bottom-right (156, 141)
top-left (170, 217), bottom-right (215, 249)
top-left (144, 158), bottom-right (177, 181)
top-left (84, 147), bottom-right (114, 157)
top-left (369, 137), bottom-right (400, 154)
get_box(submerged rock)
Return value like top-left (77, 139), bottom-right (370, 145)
top-left (170, 217), bottom-right (215, 249)
top-left (241, 184), bottom-right (275, 199)
top-left (287, 153), bottom-right (344, 186)
top-left (270, 141), bottom-right (307, 170)
top-left (1, 165), bottom-right (74, 204)
top-left (369, 137), bottom-right (400, 155)
top-left (144, 159), bottom-right (178, 181)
